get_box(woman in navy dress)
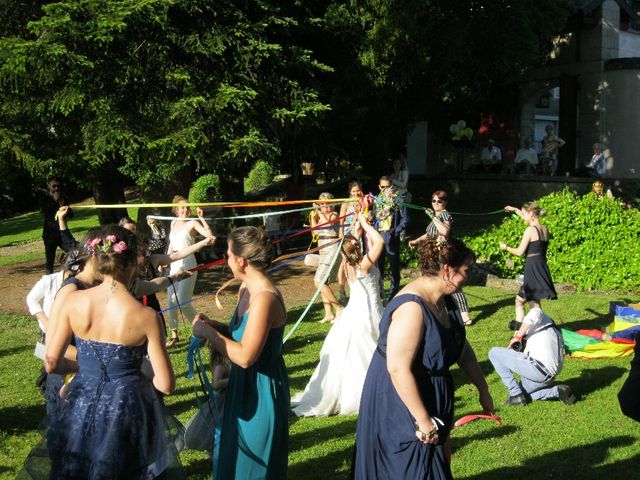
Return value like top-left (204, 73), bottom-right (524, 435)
top-left (193, 226), bottom-right (289, 479)
top-left (22, 226), bottom-right (184, 479)
top-left (499, 202), bottom-right (557, 328)
top-left (355, 236), bottom-right (493, 479)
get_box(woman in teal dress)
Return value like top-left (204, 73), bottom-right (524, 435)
top-left (193, 226), bottom-right (289, 479)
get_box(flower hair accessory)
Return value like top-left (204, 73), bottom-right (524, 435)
top-left (435, 236), bottom-right (447, 251)
top-left (86, 236), bottom-right (128, 254)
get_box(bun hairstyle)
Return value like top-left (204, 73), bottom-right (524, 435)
top-left (92, 225), bottom-right (139, 278)
top-left (521, 201), bottom-right (547, 218)
top-left (172, 195), bottom-right (189, 215)
top-left (319, 192), bottom-right (334, 201)
top-left (341, 234), bottom-right (363, 266)
top-left (417, 236), bottom-right (475, 277)
top-left (228, 226), bottom-right (272, 270)
top-left (62, 227), bottom-right (102, 274)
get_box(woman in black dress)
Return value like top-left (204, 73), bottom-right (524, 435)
top-left (499, 202), bottom-right (557, 328)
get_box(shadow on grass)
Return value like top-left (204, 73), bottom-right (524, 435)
top-left (452, 424), bottom-right (518, 451)
top-left (289, 445), bottom-right (354, 480)
top-left (0, 403), bottom-right (45, 434)
top-left (0, 344), bottom-right (32, 358)
top-left (289, 416), bottom-right (356, 447)
top-left (459, 436), bottom-right (638, 480)
top-left (564, 365), bottom-right (627, 399)
top-left (467, 295), bottom-right (513, 323)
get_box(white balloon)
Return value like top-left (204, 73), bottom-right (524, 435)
top-left (449, 124), bottom-right (460, 134)
top-left (457, 119), bottom-right (466, 129)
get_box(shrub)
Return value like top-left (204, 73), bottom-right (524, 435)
top-left (463, 188), bottom-right (640, 291)
top-left (244, 160), bottom-right (276, 193)
top-left (189, 174), bottom-right (222, 205)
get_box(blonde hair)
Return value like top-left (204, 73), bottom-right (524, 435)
top-left (172, 195), bottom-right (189, 215)
top-left (319, 192), bottom-right (334, 200)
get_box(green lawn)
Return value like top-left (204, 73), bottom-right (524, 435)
top-left (1, 286), bottom-right (639, 479)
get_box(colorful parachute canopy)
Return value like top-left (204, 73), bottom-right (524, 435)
top-left (562, 305), bottom-right (639, 359)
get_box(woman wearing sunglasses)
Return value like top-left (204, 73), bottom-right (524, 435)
top-left (409, 191), bottom-right (474, 326)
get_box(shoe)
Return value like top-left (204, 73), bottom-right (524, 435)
top-left (508, 320), bottom-right (522, 331)
top-left (557, 384), bottom-right (576, 405)
top-left (505, 393), bottom-right (530, 406)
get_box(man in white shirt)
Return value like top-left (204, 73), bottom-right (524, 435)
top-left (489, 308), bottom-right (576, 406)
top-left (514, 139), bottom-right (538, 174)
top-left (480, 139), bottom-right (502, 173)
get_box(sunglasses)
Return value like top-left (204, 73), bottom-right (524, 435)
top-left (379, 185), bottom-right (389, 189)
top-left (432, 198), bottom-right (445, 204)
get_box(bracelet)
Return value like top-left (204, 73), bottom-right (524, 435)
top-left (415, 419), bottom-right (439, 440)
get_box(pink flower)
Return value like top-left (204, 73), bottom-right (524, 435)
top-left (87, 238), bottom-right (101, 248)
top-left (106, 235), bottom-right (117, 243)
top-left (113, 241), bottom-right (128, 253)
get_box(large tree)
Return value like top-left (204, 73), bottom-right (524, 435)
top-left (0, 0), bottom-right (331, 215)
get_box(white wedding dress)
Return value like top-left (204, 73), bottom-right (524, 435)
top-left (292, 265), bottom-right (383, 416)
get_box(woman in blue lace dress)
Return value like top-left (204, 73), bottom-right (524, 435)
top-left (22, 225), bottom-right (184, 479)
top-left (193, 226), bottom-right (289, 480)
top-left (354, 237), bottom-right (493, 479)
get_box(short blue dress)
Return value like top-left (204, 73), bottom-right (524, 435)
top-left (215, 294), bottom-right (290, 479)
top-left (354, 294), bottom-right (466, 480)
top-left (21, 337), bottom-right (184, 479)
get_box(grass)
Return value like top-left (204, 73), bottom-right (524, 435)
top-left (1, 286), bottom-right (639, 479)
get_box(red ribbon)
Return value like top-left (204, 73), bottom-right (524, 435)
top-left (454, 413), bottom-right (502, 428)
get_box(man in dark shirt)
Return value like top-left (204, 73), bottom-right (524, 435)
top-left (41, 177), bottom-right (73, 273)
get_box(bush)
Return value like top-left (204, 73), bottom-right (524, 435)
top-left (463, 188), bottom-right (640, 291)
top-left (244, 160), bottom-right (276, 193)
top-left (189, 174), bottom-right (222, 205)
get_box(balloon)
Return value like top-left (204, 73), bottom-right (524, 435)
top-left (457, 119), bottom-right (466, 129)
top-left (449, 124), bottom-right (459, 134)
top-left (463, 127), bottom-right (473, 138)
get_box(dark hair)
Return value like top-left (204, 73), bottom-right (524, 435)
top-left (348, 180), bottom-right (362, 192)
top-left (93, 225), bottom-right (139, 279)
top-left (62, 227), bottom-right (102, 275)
top-left (432, 190), bottom-right (448, 201)
top-left (228, 226), bottom-right (272, 270)
top-left (417, 236), bottom-right (475, 276)
top-left (118, 216), bottom-right (136, 228)
top-left (341, 234), bottom-right (362, 266)
top-left (379, 175), bottom-right (391, 183)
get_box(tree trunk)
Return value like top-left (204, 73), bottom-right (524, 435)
top-left (92, 171), bottom-right (128, 225)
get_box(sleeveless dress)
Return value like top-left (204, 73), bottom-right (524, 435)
top-left (519, 226), bottom-right (557, 301)
top-left (21, 337), bottom-right (185, 479)
top-left (292, 266), bottom-right (383, 416)
top-left (166, 221), bottom-right (198, 330)
top-left (354, 294), bottom-right (466, 480)
top-left (215, 297), bottom-right (290, 480)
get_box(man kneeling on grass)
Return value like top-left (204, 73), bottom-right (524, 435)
top-left (489, 307), bottom-right (576, 406)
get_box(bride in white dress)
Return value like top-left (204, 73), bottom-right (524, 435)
top-left (293, 214), bottom-right (385, 416)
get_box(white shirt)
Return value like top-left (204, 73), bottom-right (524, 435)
top-left (391, 168), bottom-right (409, 196)
top-left (523, 308), bottom-right (563, 375)
top-left (515, 148), bottom-right (538, 165)
top-left (481, 146), bottom-right (502, 165)
top-left (25, 271), bottom-right (64, 332)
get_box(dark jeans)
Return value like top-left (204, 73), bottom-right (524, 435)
top-left (378, 231), bottom-right (400, 297)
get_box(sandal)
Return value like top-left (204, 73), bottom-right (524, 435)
top-left (166, 336), bottom-right (179, 348)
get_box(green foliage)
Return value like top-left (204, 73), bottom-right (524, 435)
top-left (244, 160), bottom-right (276, 193)
top-left (189, 174), bottom-right (221, 204)
top-left (399, 241), bottom-right (418, 269)
top-left (464, 188), bottom-right (640, 291)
